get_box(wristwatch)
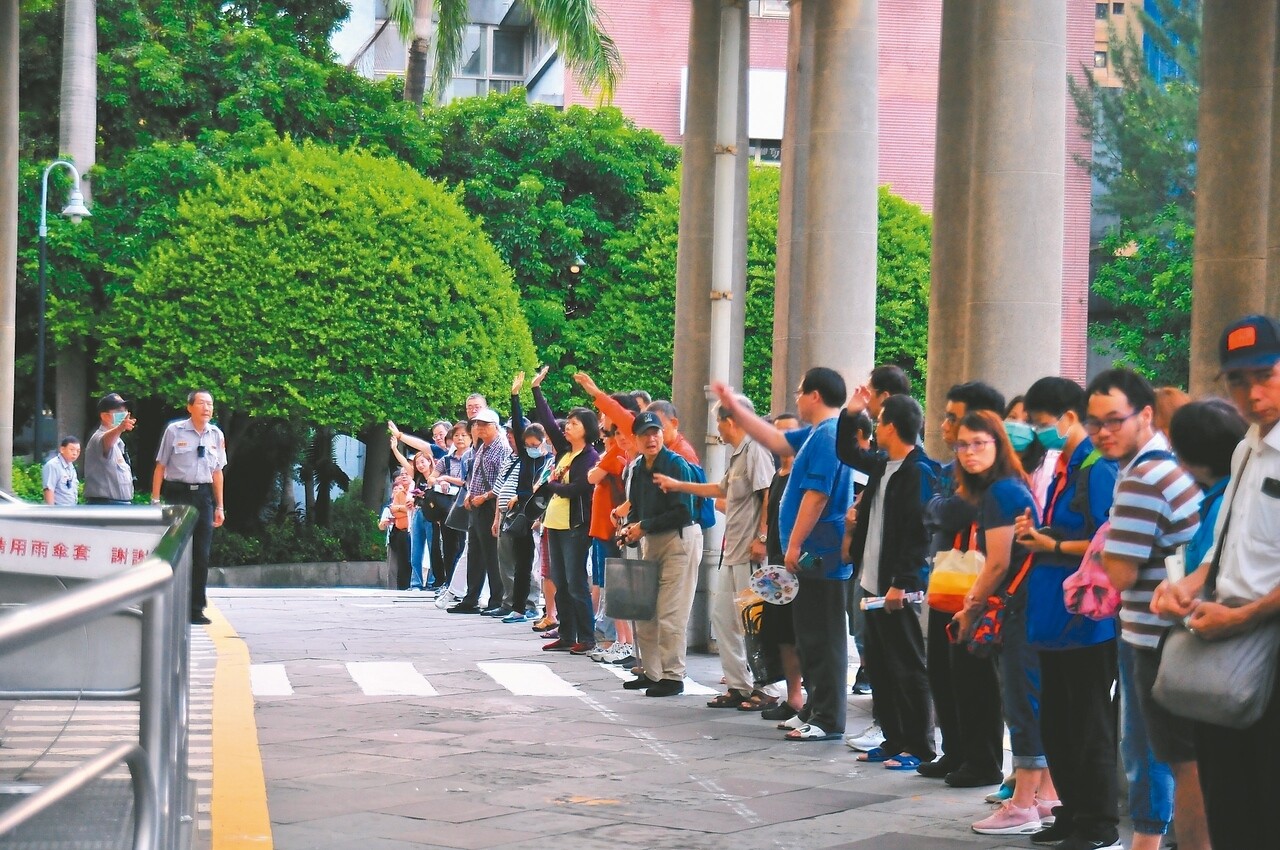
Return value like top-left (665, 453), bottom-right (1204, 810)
top-left (757, 533), bottom-right (768, 544)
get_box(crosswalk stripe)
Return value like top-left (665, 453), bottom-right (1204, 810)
top-left (344, 662), bottom-right (437, 696)
top-left (249, 663), bottom-right (294, 696)
top-left (477, 662), bottom-right (583, 697)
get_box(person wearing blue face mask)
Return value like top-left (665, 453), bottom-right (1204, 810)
top-left (1013, 377), bottom-right (1121, 847)
top-left (84, 392), bottom-right (137, 505)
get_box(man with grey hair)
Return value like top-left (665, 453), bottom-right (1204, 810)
top-left (655, 394), bottom-right (776, 708)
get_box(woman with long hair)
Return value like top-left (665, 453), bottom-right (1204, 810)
top-left (525, 367), bottom-right (601, 654)
top-left (950, 410), bottom-right (1059, 836)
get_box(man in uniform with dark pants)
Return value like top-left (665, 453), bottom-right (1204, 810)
top-left (153, 389), bottom-right (227, 625)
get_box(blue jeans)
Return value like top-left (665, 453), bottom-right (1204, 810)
top-left (592, 538), bottom-right (618, 642)
top-left (1118, 640), bottom-right (1174, 835)
top-left (997, 599), bottom-right (1047, 769)
top-left (547, 526), bottom-right (594, 645)
top-left (409, 509), bottom-right (433, 589)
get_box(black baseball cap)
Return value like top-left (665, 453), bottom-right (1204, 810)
top-left (1219, 314), bottom-right (1280, 372)
top-left (632, 411), bottom-right (662, 435)
top-left (97, 392), bottom-right (128, 413)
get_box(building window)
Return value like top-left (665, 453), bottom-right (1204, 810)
top-left (1094, 50), bottom-right (1109, 68)
top-left (750, 0), bottom-right (790, 18)
top-left (1095, 2), bottom-right (1108, 19)
top-left (1112, 2), bottom-right (1125, 14)
top-left (450, 24), bottom-right (527, 101)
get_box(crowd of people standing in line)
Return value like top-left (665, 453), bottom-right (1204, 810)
top-left (380, 313), bottom-right (1280, 850)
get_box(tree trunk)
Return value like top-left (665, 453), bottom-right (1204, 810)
top-left (0, 0), bottom-right (18, 490)
top-left (360, 423), bottom-right (391, 510)
top-left (55, 0), bottom-right (96, 444)
top-left (401, 0), bottom-right (434, 106)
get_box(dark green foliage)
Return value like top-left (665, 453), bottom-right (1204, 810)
top-left (97, 139), bottom-right (537, 430)
top-left (1070, 0), bottom-right (1200, 384)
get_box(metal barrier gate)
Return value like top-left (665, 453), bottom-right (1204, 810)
top-left (0, 504), bottom-right (197, 850)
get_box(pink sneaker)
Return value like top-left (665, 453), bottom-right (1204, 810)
top-left (1036, 798), bottom-right (1061, 827)
top-left (972, 801), bottom-right (1043, 835)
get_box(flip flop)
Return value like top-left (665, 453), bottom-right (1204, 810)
top-left (707, 690), bottom-right (750, 709)
top-left (785, 723), bottom-right (841, 742)
top-left (857, 746), bottom-right (893, 763)
top-left (884, 754), bottom-right (923, 771)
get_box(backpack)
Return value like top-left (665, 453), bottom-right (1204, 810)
top-left (1062, 449), bottom-right (1176, 620)
top-left (688, 463), bottom-right (719, 530)
top-left (1066, 448), bottom-right (1104, 537)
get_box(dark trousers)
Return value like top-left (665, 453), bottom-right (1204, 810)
top-left (1039, 641), bottom-right (1119, 840)
top-left (434, 524), bottom-right (465, 586)
top-left (945, 637), bottom-right (1004, 776)
top-left (464, 501), bottom-right (500, 607)
top-left (1194, 665), bottom-right (1280, 849)
top-left (792, 576), bottom-right (850, 734)
top-left (927, 607), bottom-right (960, 761)
top-left (510, 531), bottom-right (535, 613)
top-left (863, 601), bottom-right (935, 760)
top-left (162, 481), bottom-right (213, 614)
top-left (548, 526), bottom-right (593, 645)
top-left (387, 527), bottom-right (411, 590)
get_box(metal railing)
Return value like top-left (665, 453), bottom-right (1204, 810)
top-left (0, 505), bottom-right (196, 850)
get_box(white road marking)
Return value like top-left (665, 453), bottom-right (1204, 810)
top-left (344, 661), bottom-right (437, 696)
top-left (477, 662), bottom-right (583, 697)
top-left (249, 663), bottom-right (294, 696)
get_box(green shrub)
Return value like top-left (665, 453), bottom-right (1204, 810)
top-left (11, 462), bottom-right (45, 503)
top-left (330, 483), bottom-right (384, 562)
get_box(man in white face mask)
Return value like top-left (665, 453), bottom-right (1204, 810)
top-left (84, 392), bottom-right (137, 505)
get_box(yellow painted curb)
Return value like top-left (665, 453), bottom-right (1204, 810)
top-left (207, 605), bottom-right (273, 849)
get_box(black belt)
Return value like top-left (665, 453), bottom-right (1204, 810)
top-left (164, 481), bottom-right (212, 491)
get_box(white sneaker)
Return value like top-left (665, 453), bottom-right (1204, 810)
top-left (434, 589), bottom-right (456, 610)
top-left (844, 722), bottom-right (885, 751)
top-left (603, 643), bottom-right (633, 663)
top-left (587, 645), bottom-right (611, 662)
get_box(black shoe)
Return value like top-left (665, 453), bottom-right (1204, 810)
top-left (482, 606), bottom-right (511, 617)
top-left (851, 668), bottom-right (872, 695)
top-left (645, 678), bottom-right (684, 697)
top-left (760, 702), bottom-right (798, 721)
top-left (916, 756), bottom-right (960, 779)
top-left (1030, 814), bottom-right (1073, 845)
top-left (944, 768), bottom-right (1004, 788)
top-left (623, 674), bottom-right (657, 691)
top-left (190, 612), bottom-right (212, 625)
top-left (1055, 835), bottom-right (1121, 850)
top-left (447, 602), bottom-right (481, 614)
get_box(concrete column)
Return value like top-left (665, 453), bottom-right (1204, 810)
top-left (965, 0), bottom-right (1065, 401)
top-left (0, 0), bottom-right (18, 490)
top-left (672, 0), bottom-right (720, 457)
top-left (924, 0), bottom-right (980, 456)
top-left (770, 0), bottom-right (815, 413)
top-left (798, 0), bottom-right (878, 391)
top-left (1196, 0), bottom-right (1277, 394)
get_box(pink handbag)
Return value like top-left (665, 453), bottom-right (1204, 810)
top-left (1063, 521), bottom-right (1121, 620)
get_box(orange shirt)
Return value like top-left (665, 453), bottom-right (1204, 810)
top-left (589, 440), bottom-right (630, 540)
top-left (589, 389), bottom-right (701, 465)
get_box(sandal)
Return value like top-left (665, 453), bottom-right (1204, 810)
top-left (785, 723), bottom-right (841, 742)
top-left (706, 690), bottom-right (750, 709)
top-left (883, 754), bottom-right (923, 771)
top-left (856, 746), bottom-right (893, 763)
top-left (737, 690), bottom-right (779, 711)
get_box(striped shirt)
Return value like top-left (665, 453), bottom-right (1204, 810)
top-left (1104, 434), bottom-right (1202, 648)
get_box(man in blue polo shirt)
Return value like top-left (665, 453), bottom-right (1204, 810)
top-left (714, 367), bottom-right (856, 741)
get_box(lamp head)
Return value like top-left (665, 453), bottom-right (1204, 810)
top-left (569, 254), bottom-right (585, 275)
top-left (61, 187), bottom-right (91, 225)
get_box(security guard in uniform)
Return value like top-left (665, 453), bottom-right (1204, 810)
top-left (152, 389), bottom-right (227, 625)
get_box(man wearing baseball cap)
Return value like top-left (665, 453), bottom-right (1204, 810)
top-left (618, 410), bottom-right (702, 697)
top-left (1151, 314), bottom-right (1280, 848)
top-left (83, 392), bottom-right (137, 505)
top-left (448, 406), bottom-right (510, 614)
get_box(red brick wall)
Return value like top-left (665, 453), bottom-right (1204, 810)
top-left (1061, 2), bottom-right (1094, 382)
top-left (878, 0), bottom-right (941, 211)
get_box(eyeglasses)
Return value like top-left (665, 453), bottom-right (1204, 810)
top-left (1225, 365), bottom-right (1279, 390)
top-left (953, 439), bottom-right (995, 454)
top-left (1082, 411), bottom-right (1138, 435)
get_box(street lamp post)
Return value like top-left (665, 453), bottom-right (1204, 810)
top-left (35, 160), bottom-right (91, 463)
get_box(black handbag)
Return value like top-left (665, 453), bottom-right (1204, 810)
top-left (418, 488), bottom-right (452, 524)
top-left (500, 487), bottom-right (550, 537)
top-left (443, 487), bottom-right (471, 532)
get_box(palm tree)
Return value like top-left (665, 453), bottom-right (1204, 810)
top-left (383, 0), bottom-right (620, 107)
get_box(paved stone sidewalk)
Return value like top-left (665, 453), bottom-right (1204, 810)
top-left (215, 588), bottom-right (1130, 850)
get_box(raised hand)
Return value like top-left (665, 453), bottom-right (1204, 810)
top-left (531, 365), bottom-right (550, 389)
top-left (512, 371), bottom-right (525, 395)
top-left (846, 385), bottom-right (873, 415)
top-left (573, 371), bottom-right (601, 396)
top-left (387, 420), bottom-right (401, 439)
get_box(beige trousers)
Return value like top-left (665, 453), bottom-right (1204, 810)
top-left (637, 526), bottom-right (703, 682)
top-left (711, 561), bottom-right (755, 693)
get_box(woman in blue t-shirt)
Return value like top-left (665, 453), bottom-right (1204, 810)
top-left (951, 409), bottom-right (1059, 836)
top-left (1015, 377), bottom-right (1120, 847)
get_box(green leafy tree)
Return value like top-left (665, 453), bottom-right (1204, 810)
top-left (97, 139), bottom-right (537, 503)
top-left (586, 169), bottom-right (932, 407)
top-left (1070, 0), bottom-right (1201, 384)
top-left (420, 91), bottom-right (678, 405)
